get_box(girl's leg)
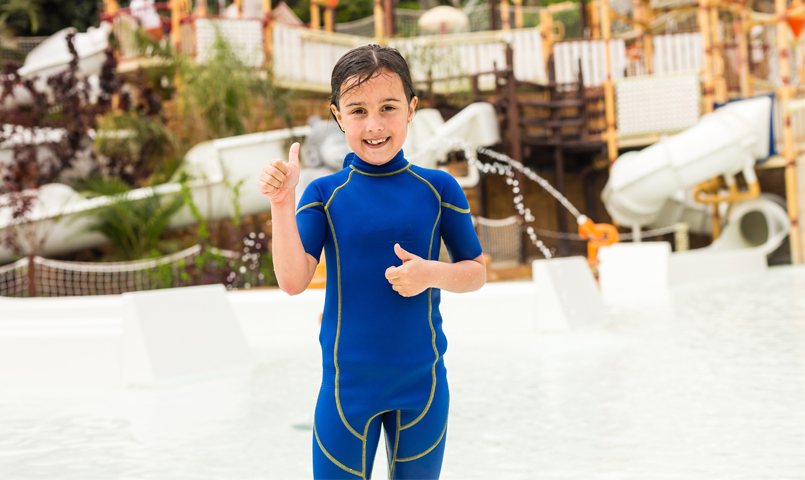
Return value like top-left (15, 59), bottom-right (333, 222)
top-left (383, 380), bottom-right (449, 480)
top-left (312, 384), bottom-right (385, 480)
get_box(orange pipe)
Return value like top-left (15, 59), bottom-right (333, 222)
top-left (578, 217), bottom-right (619, 264)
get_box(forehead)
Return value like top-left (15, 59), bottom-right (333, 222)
top-left (339, 70), bottom-right (405, 104)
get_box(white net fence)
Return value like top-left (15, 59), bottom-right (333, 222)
top-left (0, 240), bottom-right (272, 298)
top-left (474, 215), bottom-right (522, 268)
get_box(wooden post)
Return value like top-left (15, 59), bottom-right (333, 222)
top-left (588, 0), bottom-right (600, 40)
top-left (710, 2), bottom-right (727, 104)
top-left (194, 0), bottom-right (208, 17)
top-left (490, 0), bottom-right (499, 31)
top-left (737, 0), bottom-right (750, 97)
top-left (501, 0), bottom-right (511, 31)
top-left (263, 0), bottom-right (273, 59)
top-left (699, 0), bottom-right (714, 113)
top-left (374, 0), bottom-right (386, 44)
top-left (513, 0), bottom-right (524, 29)
top-left (103, 0), bottom-right (120, 14)
top-left (311, 2), bottom-right (321, 30)
top-left (643, 0), bottom-right (654, 73)
top-left (776, 0), bottom-right (803, 264)
top-left (384, 0), bottom-right (394, 37)
top-left (601, 0), bottom-right (618, 166)
top-left (505, 44), bottom-right (526, 263)
top-left (170, 0), bottom-right (183, 50)
top-left (27, 254), bottom-right (35, 297)
top-left (325, 6), bottom-right (335, 32)
top-left (579, 0), bottom-right (588, 37)
top-left (633, 0), bottom-right (645, 73)
top-left (540, 9), bottom-right (554, 80)
top-left (554, 147), bottom-right (570, 256)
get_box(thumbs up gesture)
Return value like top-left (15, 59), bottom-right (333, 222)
top-left (258, 142), bottom-right (301, 205)
top-left (385, 243), bottom-right (432, 297)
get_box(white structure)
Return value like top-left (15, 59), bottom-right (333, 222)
top-left (122, 284), bottom-right (254, 386)
top-left (532, 256), bottom-right (610, 331)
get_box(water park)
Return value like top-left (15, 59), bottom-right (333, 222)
top-left (0, 0), bottom-right (803, 478)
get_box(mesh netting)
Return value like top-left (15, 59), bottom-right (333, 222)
top-left (474, 216), bottom-right (521, 268)
top-left (0, 244), bottom-right (269, 298)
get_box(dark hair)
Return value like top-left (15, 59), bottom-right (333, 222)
top-left (330, 44), bottom-right (416, 114)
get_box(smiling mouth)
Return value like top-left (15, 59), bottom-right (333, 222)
top-left (364, 137), bottom-right (389, 146)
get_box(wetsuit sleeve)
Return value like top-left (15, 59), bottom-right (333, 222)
top-left (295, 182), bottom-right (327, 261)
top-left (439, 174), bottom-right (483, 263)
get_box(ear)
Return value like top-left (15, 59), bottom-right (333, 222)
top-left (408, 96), bottom-right (418, 123)
top-left (330, 104), bottom-right (344, 132)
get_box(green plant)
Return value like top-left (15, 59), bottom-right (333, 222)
top-left (173, 32), bottom-right (293, 147)
top-left (75, 176), bottom-right (187, 261)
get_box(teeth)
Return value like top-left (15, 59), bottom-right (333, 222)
top-left (366, 138), bottom-right (388, 145)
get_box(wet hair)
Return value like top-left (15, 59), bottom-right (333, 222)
top-left (329, 44), bottom-right (416, 126)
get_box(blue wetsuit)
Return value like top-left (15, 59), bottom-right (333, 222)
top-left (296, 149), bottom-right (482, 480)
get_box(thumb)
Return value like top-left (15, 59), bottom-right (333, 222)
top-left (288, 142), bottom-right (300, 168)
top-left (394, 243), bottom-right (415, 263)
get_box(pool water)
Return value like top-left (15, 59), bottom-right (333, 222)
top-left (1, 266), bottom-right (804, 479)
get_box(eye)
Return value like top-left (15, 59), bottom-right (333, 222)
top-left (351, 108), bottom-right (365, 115)
top-left (382, 105), bottom-right (396, 112)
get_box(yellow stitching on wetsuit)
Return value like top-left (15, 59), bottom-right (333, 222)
top-left (326, 170), bottom-right (355, 209)
top-left (324, 171), bottom-right (363, 441)
top-left (362, 410), bottom-right (391, 480)
top-left (314, 420), bottom-right (363, 477)
top-left (395, 415), bottom-right (448, 463)
top-left (440, 202), bottom-right (470, 214)
top-left (389, 410), bottom-right (400, 478)
top-left (296, 201), bottom-right (323, 214)
top-left (401, 207), bottom-right (441, 431)
top-left (405, 169), bottom-right (441, 201)
top-left (350, 163), bottom-right (411, 177)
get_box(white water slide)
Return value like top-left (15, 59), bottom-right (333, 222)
top-left (0, 103), bottom-right (499, 264)
top-left (602, 96), bottom-right (790, 260)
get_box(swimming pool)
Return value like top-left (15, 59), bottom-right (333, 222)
top-left (1, 267), bottom-right (803, 479)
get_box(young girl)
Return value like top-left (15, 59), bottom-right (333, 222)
top-left (258, 45), bottom-right (486, 480)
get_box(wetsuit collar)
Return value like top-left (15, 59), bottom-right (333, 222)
top-left (343, 149), bottom-right (409, 175)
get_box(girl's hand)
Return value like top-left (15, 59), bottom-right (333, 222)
top-left (258, 142), bottom-right (301, 206)
top-left (384, 243), bottom-right (434, 297)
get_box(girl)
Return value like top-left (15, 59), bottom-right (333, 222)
top-left (258, 45), bottom-right (486, 480)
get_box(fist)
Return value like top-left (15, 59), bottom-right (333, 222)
top-left (259, 142), bottom-right (301, 204)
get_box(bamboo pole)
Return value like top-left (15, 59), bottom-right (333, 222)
top-left (501, 0), bottom-right (511, 31)
top-left (325, 5), bottom-right (335, 32)
top-left (374, 0), bottom-right (386, 45)
top-left (540, 9), bottom-right (555, 77)
top-left (601, 0), bottom-right (618, 166)
top-left (311, 2), bottom-right (321, 30)
top-left (513, 0), bottom-right (524, 29)
top-left (263, 0), bottom-right (273, 60)
top-left (776, 0), bottom-right (803, 264)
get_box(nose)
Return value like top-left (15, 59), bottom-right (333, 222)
top-left (365, 111), bottom-right (383, 133)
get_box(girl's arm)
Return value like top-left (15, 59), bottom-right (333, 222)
top-left (384, 244), bottom-right (486, 297)
top-left (258, 143), bottom-right (318, 295)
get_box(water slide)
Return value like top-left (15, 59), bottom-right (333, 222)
top-left (601, 96), bottom-right (790, 279)
top-left (1, 23), bottom-right (111, 108)
top-left (0, 103), bottom-right (500, 264)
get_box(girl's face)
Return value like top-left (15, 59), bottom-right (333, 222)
top-left (330, 69), bottom-right (418, 166)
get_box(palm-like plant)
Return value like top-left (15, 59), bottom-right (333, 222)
top-left (75, 176), bottom-right (187, 261)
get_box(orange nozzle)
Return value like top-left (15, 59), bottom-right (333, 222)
top-left (578, 216), bottom-right (619, 265)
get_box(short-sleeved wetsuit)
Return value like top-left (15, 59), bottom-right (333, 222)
top-left (296, 149), bottom-right (483, 480)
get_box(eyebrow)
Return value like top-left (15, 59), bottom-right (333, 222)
top-left (345, 98), bottom-right (403, 108)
